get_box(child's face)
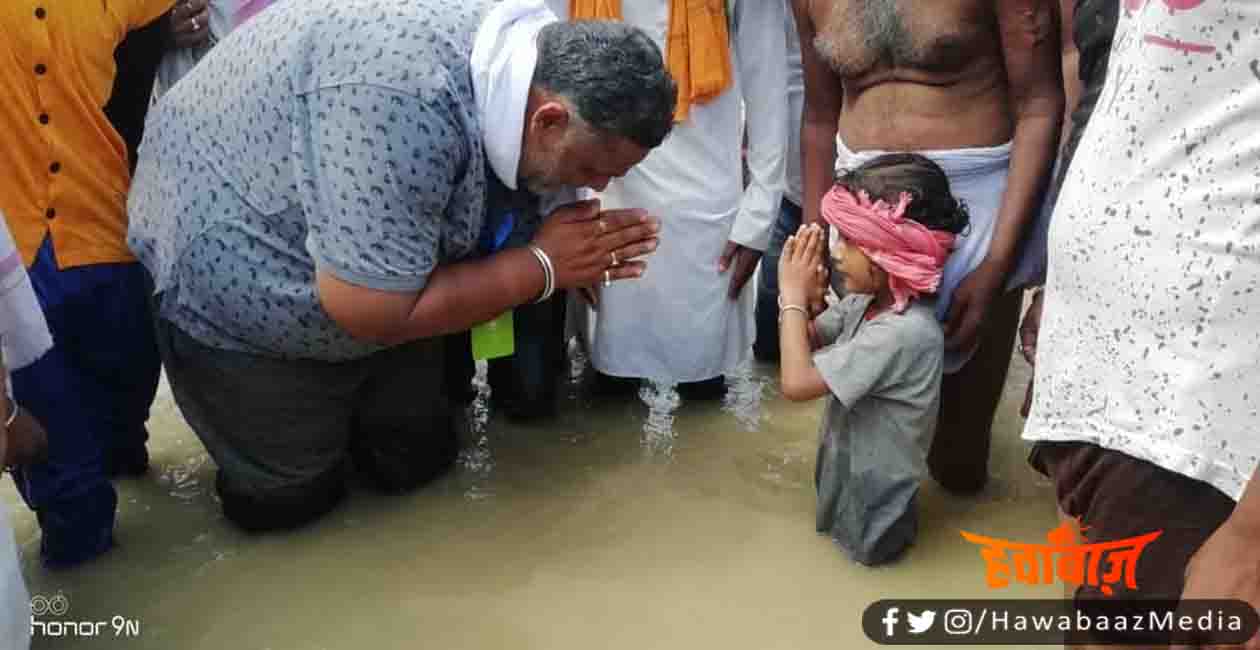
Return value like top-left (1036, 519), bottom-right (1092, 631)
top-left (829, 229), bottom-right (883, 295)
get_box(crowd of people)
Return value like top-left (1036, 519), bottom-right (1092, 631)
top-left (2, 0), bottom-right (1259, 648)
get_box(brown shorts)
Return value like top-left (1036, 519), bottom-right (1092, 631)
top-left (1029, 441), bottom-right (1235, 602)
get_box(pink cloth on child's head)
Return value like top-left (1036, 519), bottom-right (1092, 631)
top-left (820, 186), bottom-right (956, 313)
top-left (235, 0), bottom-right (276, 27)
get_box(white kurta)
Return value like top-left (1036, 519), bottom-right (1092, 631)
top-left (567, 0), bottom-right (788, 382)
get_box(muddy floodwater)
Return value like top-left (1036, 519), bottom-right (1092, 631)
top-left (7, 342), bottom-right (1061, 650)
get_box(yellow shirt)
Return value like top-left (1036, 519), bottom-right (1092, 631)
top-left (0, 0), bottom-right (173, 269)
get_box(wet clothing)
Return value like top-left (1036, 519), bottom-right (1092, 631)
top-left (569, 0), bottom-right (788, 384)
top-left (1024, 0), bottom-right (1260, 502)
top-left (2, 0), bottom-right (171, 568)
top-left (813, 294), bottom-right (943, 565)
top-left (10, 238), bottom-right (160, 567)
top-left (130, 0), bottom-right (577, 527)
top-left (1031, 441), bottom-right (1234, 643)
top-left (154, 316), bottom-right (459, 531)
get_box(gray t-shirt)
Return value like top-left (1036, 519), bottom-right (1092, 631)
top-left (813, 294), bottom-right (944, 460)
top-left (128, 0), bottom-right (494, 361)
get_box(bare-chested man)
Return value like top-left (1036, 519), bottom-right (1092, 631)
top-left (793, 0), bottom-right (1063, 494)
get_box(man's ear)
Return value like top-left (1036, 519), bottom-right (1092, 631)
top-left (530, 100), bottom-right (572, 134)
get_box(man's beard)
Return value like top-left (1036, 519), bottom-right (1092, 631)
top-left (520, 149), bottom-right (565, 195)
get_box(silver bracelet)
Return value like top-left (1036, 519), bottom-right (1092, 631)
top-left (528, 245), bottom-right (555, 304)
top-left (778, 304), bottom-right (810, 323)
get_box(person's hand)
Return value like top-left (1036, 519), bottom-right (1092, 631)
top-left (1018, 288), bottom-right (1044, 418)
top-left (945, 259), bottom-right (1006, 353)
top-left (5, 411), bottom-right (48, 468)
top-left (779, 224), bottom-right (825, 308)
top-left (719, 242), bottom-right (762, 300)
top-left (532, 200), bottom-right (660, 291)
top-left (0, 374), bottom-right (48, 469)
top-left (1019, 289), bottom-right (1044, 366)
top-left (167, 0), bottom-right (211, 50)
top-left (576, 285), bottom-right (599, 310)
top-left (1171, 517), bottom-right (1260, 649)
top-left (808, 262), bottom-right (829, 318)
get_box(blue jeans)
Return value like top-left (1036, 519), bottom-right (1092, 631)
top-left (11, 238), bottom-right (160, 567)
top-left (753, 199), bottom-right (803, 362)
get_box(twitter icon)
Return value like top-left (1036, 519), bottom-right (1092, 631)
top-left (908, 610), bottom-right (937, 635)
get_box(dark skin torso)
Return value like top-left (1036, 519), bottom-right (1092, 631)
top-left (793, 0), bottom-right (1062, 352)
top-left (809, 0), bottom-right (1014, 151)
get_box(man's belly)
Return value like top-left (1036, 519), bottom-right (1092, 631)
top-left (839, 80), bottom-right (1014, 152)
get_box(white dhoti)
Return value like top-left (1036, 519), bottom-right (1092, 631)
top-left (834, 136), bottom-right (1014, 373)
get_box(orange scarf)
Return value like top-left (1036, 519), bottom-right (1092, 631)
top-left (569, 0), bottom-right (732, 122)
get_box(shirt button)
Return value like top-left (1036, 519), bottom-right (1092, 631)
top-left (38, 113), bottom-right (49, 125)
top-left (45, 208), bottom-right (56, 220)
top-left (49, 162), bottom-right (61, 174)
top-left (34, 63), bottom-right (47, 75)
top-left (34, 7), bottom-right (46, 19)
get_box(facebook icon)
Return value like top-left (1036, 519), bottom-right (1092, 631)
top-left (882, 607), bottom-right (900, 638)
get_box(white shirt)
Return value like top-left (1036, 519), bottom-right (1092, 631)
top-left (566, 0), bottom-right (789, 382)
top-left (1024, 0), bottom-right (1260, 501)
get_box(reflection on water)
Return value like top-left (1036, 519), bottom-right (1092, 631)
top-left (5, 343), bottom-right (1058, 650)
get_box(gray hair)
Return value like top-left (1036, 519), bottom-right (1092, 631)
top-left (532, 21), bottom-right (677, 149)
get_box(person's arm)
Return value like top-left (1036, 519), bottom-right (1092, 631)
top-left (720, 0), bottom-right (789, 299)
top-left (0, 370), bottom-right (48, 470)
top-left (319, 203), bottom-right (656, 344)
top-left (1173, 467), bottom-right (1260, 650)
top-left (1057, 0), bottom-right (1082, 155)
top-left (160, 0), bottom-right (212, 50)
top-left (944, 0), bottom-right (1064, 351)
top-left (792, 0), bottom-right (841, 227)
top-left (299, 85), bottom-right (658, 346)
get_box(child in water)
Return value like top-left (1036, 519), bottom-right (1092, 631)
top-left (777, 154), bottom-right (969, 565)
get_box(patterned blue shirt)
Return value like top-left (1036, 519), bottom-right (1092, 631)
top-left (128, 0), bottom-right (495, 361)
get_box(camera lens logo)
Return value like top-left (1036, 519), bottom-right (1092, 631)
top-left (30, 594), bottom-right (70, 617)
top-left (943, 609), bottom-right (973, 635)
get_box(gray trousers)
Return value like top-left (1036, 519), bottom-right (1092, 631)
top-left (154, 317), bottom-right (458, 532)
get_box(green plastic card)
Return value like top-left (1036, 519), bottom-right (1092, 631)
top-left (471, 312), bottom-right (515, 360)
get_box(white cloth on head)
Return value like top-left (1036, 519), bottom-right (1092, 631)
top-left (471, 0), bottom-right (558, 190)
top-left (568, 0), bottom-right (788, 383)
top-left (834, 135), bottom-right (1012, 374)
top-left (1024, 0), bottom-right (1260, 502)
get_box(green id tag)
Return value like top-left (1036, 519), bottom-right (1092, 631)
top-left (471, 312), bottom-right (515, 361)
